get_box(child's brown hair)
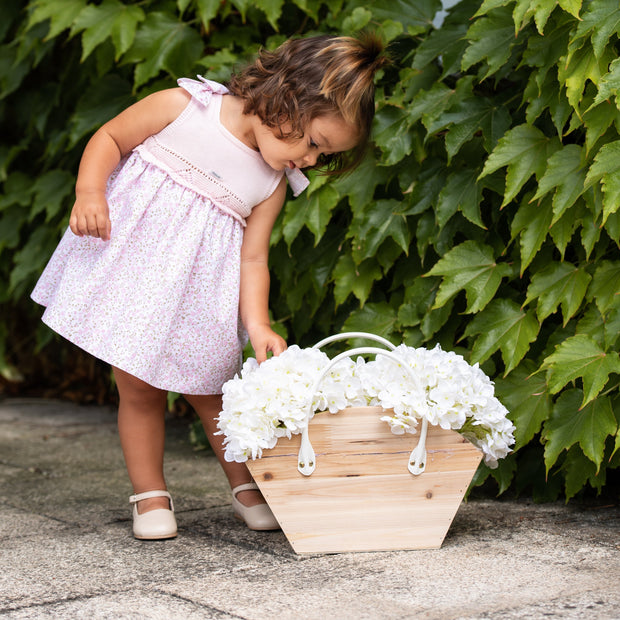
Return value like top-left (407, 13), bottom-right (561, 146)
top-left (228, 33), bottom-right (388, 172)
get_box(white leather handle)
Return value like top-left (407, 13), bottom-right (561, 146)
top-left (312, 331), bottom-right (397, 351)
top-left (297, 345), bottom-right (428, 478)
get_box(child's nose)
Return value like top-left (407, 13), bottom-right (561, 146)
top-left (304, 152), bottom-right (319, 167)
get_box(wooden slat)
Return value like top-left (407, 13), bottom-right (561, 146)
top-left (247, 407), bottom-right (483, 554)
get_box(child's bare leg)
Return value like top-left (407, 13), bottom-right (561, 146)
top-left (114, 366), bottom-right (170, 513)
top-left (184, 393), bottom-right (266, 507)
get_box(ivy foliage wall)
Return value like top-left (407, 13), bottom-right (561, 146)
top-left (1, 0), bottom-right (619, 500)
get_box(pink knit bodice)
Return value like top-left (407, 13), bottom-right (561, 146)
top-left (135, 77), bottom-right (308, 224)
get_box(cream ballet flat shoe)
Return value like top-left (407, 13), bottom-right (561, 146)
top-left (129, 490), bottom-right (177, 540)
top-left (232, 482), bottom-right (280, 531)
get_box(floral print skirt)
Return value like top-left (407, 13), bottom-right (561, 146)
top-left (31, 152), bottom-right (246, 395)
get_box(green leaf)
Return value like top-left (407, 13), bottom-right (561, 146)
top-left (588, 260), bottom-right (620, 314)
top-left (542, 334), bottom-right (620, 405)
top-left (342, 7), bottom-right (372, 33)
top-left (571, 0), bottom-right (620, 60)
top-left (0, 206), bottom-right (28, 252)
top-left (583, 101), bottom-right (619, 155)
top-left (412, 22), bottom-right (468, 78)
top-left (195, 0), bottom-right (221, 30)
top-left (510, 194), bottom-right (553, 274)
top-left (123, 12), bottom-right (204, 87)
top-left (407, 82), bottom-right (454, 127)
top-left (342, 302), bottom-right (399, 339)
top-left (479, 124), bottom-right (560, 207)
top-left (562, 446), bottom-right (606, 501)
top-left (576, 305), bottom-right (606, 347)
top-left (282, 184), bottom-right (339, 247)
top-left (585, 141), bottom-right (620, 224)
top-left (524, 261), bottom-right (592, 325)
top-left (580, 214), bottom-right (601, 258)
top-left (27, 0), bottom-right (87, 39)
top-left (494, 360), bottom-right (552, 451)
top-left (254, 0), bottom-right (285, 30)
top-left (9, 227), bottom-right (59, 294)
top-left (428, 96), bottom-right (512, 162)
top-left (70, 0), bottom-right (144, 61)
top-left (549, 201), bottom-right (581, 259)
top-left (373, 105), bottom-right (413, 165)
top-left (604, 210), bottom-right (620, 245)
top-left (230, 0), bottom-right (250, 21)
top-left (435, 168), bottom-right (484, 229)
top-left (463, 299), bottom-right (540, 374)
top-left (530, 144), bottom-right (586, 224)
top-left (332, 254), bottom-right (382, 308)
top-left (415, 212), bottom-right (435, 265)
top-left (332, 154), bottom-right (389, 212)
top-left (461, 6), bottom-right (518, 79)
top-left (369, 0), bottom-right (440, 35)
top-left (397, 277), bottom-right (439, 327)
top-left (521, 17), bottom-right (572, 91)
top-left (68, 75), bottom-right (134, 146)
top-left (543, 390), bottom-right (617, 472)
top-left (425, 240), bottom-right (512, 313)
top-left (592, 57), bottom-right (620, 109)
top-left (559, 46), bottom-right (615, 111)
top-left (351, 199), bottom-right (409, 263)
top-left (558, 0), bottom-right (582, 20)
top-left (0, 172), bottom-right (34, 210)
top-left (400, 160), bottom-right (447, 217)
top-left (31, 170), bottom-right (74, 222)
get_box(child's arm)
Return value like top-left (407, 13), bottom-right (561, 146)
top-left (70, 87), bottom-right (191, 241)
top-left (239, 177), bottom-right (288, 363)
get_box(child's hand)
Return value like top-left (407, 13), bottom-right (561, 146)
top-left (69, 193), bottom-right (112, 241)
top-left (248, 324), bottom-right (287, 363)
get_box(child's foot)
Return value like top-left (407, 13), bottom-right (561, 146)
top-left (129, 490), bottom-right (177, 540)
top-left (231, 482), bottom-right (279, 530)
top-left (234, 487), bottom-right (267, 508)
top-left (135, 495), bottom-right (171, 514)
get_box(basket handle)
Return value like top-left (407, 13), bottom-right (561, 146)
top-left (312, 331), bottom-right (398, 351)
top-left (297, 346), bottom-right (428, 478)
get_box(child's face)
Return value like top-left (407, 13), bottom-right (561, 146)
top-left (255, 114), bottom-right (359, 172)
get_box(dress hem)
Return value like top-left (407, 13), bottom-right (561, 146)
top-left (35, 304), bottom-right (226, 396)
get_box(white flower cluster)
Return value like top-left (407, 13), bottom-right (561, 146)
top-left (356, 344), bottom-right (516, 468)
top-left (217, 343), bottom-right (515, 468)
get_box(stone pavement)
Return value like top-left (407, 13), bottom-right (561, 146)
top-left (1, 398), bottom-right (619, 619)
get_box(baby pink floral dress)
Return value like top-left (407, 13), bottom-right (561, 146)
top-left (31, 78), bottom-right (308, 395)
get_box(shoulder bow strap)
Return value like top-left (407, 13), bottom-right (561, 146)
top-left (177, 75), bottom-right (229, 106)
top-left (285, 168), bottom-right (310, 197)
top-left (178, 76), bottom-right (309, 196)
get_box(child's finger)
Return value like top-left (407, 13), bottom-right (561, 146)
top-left (268, 336), bottom-right (287, 358)
top-left (69, 214), bottom-right (81, 236)
top-left (72, 214), bottom-right (88, 237)
top-left (255, 347), bottom-right (268, 364)
top-left (97, 214), bottom-right (111, 241)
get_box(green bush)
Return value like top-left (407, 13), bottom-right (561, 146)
top-left (1, 0), bottom-right (618, 500)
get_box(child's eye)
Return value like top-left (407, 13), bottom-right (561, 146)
top-left (309, 139), bottom-right (318, 148)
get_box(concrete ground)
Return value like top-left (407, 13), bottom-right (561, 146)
top-left (1, 398), bottom-right (618, 619)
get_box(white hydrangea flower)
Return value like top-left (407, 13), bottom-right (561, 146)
top-left (216, 341), bottom-right (515, 467)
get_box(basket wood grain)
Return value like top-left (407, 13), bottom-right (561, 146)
top-left (247, 406), bottom-right (482, 554)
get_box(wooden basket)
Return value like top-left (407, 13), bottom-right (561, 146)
top-left (246, 333), bottom-right (483, 554)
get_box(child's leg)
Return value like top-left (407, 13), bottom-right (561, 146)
top-left (114, 366), bottom-right (170, 513)
top-left (184, 393), bottom-right (266, 507)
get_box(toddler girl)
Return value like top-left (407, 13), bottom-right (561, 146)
top-left (32, 34), bottom-right (386, 539)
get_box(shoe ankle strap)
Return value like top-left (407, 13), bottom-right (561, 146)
top-left (129, 490), bottom-right (173, 509)
top-left (232, 482), bottom-right (258, 498)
